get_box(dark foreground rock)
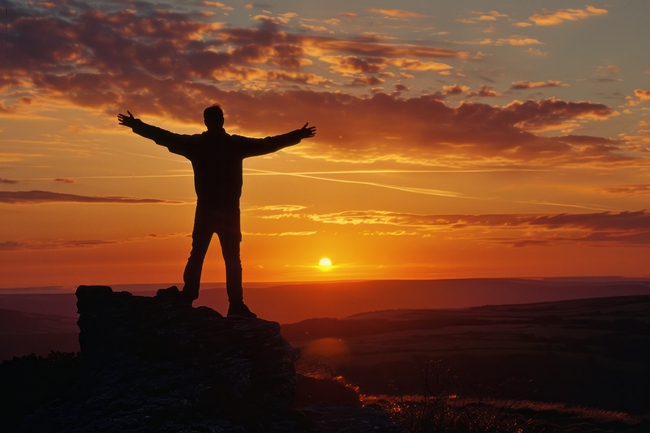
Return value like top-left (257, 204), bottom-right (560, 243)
top-left (16, 286), bottom-right (399, 433)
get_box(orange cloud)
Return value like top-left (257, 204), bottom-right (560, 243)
top-left (479, 36), bottom-right (543, 46)
top-left (467, 85), bottom-right (499, 97)
top-left (202, 1), bottom-right (234, 11)
top-left (443, 84), bottom-right (470, 95)
top-left (390, 59), bottom-right (452, 71)
top-left (635, 89), bottom-right (650, 100)
top-left (243, 231), bottom-right (317, 237)
top-left (319, 56), bottom-right (452, 75)
top-left (368, 8), bottom-right (427, 18)
top-left (356, 32), bottom-right (397, 42)
top-left (511, 80), bottom-right (566, 90)
top-left (530, 6), bottom-right (608, 26)
top-left (301, 23), bottom-right (328, 33)
top-left (302, 37), bottom-right (464, 59)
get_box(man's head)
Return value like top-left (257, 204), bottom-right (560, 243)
top-left (204, 104), bottom-right (224, 131)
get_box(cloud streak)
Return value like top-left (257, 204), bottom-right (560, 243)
top-left (245, 168), bottom-right (475, 199)
top-left (0, 190), bottom-right (182, 204)
top-left (305, 209), bottom-right (650, 246)
top-left (0, 239), bottom-right (117, 250)
top-left (0, 232), bottom-right (187, 251)
top-left (600, 185), bottom-right (650, 196)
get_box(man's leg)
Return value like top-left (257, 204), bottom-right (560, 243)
top-left (182, 216), bottom-right (213, 302)
top-left (217, 228), bottom-right (243, 305)
top-left (217, 222), bottom-right (256, 318)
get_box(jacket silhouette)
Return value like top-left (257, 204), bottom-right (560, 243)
top-left (118, 105), bottom-right (316, 318)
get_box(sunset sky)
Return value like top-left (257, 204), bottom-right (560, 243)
top-left (1, 1), bottom-right (650, 288)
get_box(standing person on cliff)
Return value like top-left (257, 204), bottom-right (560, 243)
top-left (118, 105), bottom-right (316, 318)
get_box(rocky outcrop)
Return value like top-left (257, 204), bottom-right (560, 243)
top-left (17, 286), bottom-right (399, 433)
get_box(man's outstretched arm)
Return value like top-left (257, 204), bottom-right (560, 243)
top-left (241, 123), bottom-right (317, 157)
top-left (118, 110), bottom-right (188, 149)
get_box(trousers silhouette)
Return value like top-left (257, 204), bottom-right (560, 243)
top-left (183, 208), bottom-right (242, 303)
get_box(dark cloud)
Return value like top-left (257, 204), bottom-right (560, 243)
top-left (349, 76), bottom-right (384, 86)
top-left (0, 178), bottom-right (19, 184)
top-left (0, 239), bottom-right (116, 251)
top-left (8, 3), bottom-right (466, 75)
top-left (308, 209), bottom-right (650, 231)
top-left (0, 75), bottom-right (21, 92)
top-left (24, 68), bottom-right (623, 165)
top-left (0, 190), bottom-right (181, 204)
top-left (600, 184), bottom-right (650, 195)
top-left (2, 1), bottom-right (632, 166)
top-left (323, 56), bottom-right (385, 74)
top-left (307, 209), bottom-right (650, 246)
top-left (0, 231), bottom-right (187, 250)
top-left (216, 91), bottom-right (621, 165)
top-left (54, 178), bottom-right (75, 183)
top-left (523, 210), bottom-right (650, 231)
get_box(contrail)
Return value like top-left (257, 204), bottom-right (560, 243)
top-left (244, 168), bottom-right (482, 199)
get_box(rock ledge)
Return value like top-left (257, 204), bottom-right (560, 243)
top-left (18, 286), bottom-right (399, 433)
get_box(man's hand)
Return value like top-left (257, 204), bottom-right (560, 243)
top-left (117, 110), bottom-right (140, 128)
top-left (296, 122), bottom-right (316, 139)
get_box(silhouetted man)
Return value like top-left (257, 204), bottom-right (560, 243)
top-left (118, 105), bottom-right (316, 318)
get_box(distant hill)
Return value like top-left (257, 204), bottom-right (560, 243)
top-left (283, 295), bottom-right (650, 415)
top-left (3, 277), bottom-right (650, 324)
top-left (197, 278), bottom-right (650, 324)
top-left (3, 278), bottom-right (650, 359)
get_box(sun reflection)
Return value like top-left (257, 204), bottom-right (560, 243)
top-left (304, 337), bottom-right (349, 358)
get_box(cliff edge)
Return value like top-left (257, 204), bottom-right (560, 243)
top-left (16, 286), bottom-right (398, 433)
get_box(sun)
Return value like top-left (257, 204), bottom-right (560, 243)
top-left (319, 257), bottom-right (332, 267)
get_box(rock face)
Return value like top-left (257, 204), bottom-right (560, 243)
top-left (18, 286), bottom-right (400, 433)
top-left (22, 285), bottom-right (299, 432)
